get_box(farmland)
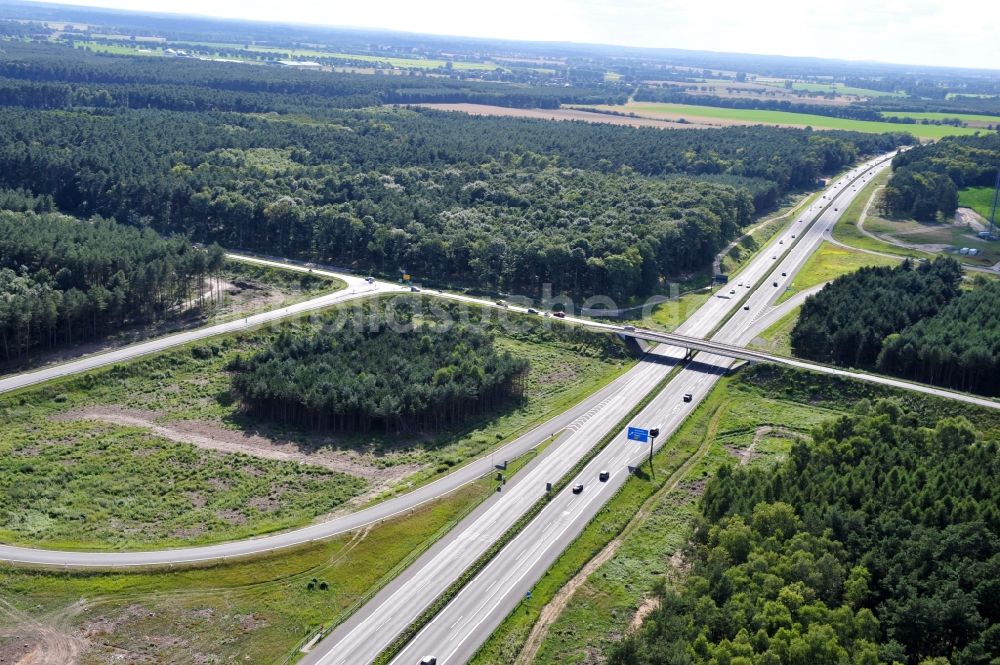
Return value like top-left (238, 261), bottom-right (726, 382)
top-left (582, 102), bottom-right (984, 138)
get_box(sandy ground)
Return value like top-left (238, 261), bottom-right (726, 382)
top-left (411, 103), bottom-right (716, 130)
top-left (54, 406), bottom-right (420, 490)
top-left (0, 599), bottom-right (88, 665)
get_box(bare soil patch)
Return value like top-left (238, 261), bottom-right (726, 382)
top-left (412, 103), bottom-right (714, 130)
top-left (55, 406), bottom-right (415, 483)
top-left (0, 599), bottom-right (88, 665)
top-left (628, 596), bottom-right (661, 632)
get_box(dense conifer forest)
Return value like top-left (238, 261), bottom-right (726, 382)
top-left (0, 210), bottom-right (225, 362)
top-left (229, 316), bottom-right (530, 433)
top-left (790, 259), bottom-right (1000, 396)
top-left (790, 259), bottom-right (963, 368)
top-left (612, 403), bottom-right (1000, 665)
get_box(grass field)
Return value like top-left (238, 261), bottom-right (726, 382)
top-left (587, 102), bottom-right (982, 139)
top-left (959, 186), bottom-right (999, 221)
top-left (880, 111), bottom-right (1000, 127)
top-left (776, 241), bottom-right (901, 304)
top-left (74, 41), bottom-right (163, 56)
top-left (0, 478), bottom-right (494, 664)
top-left (0, 302), bottom-right (632, 550)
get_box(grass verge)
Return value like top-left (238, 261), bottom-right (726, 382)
top-left (470, 362), bottom-right (1000, 664)
top-left (372, 361), bottom-right (685, 664)
top-left (748, 306), bottom-right (799, 356)
top-left (776, 240), bottom-right (900, 304)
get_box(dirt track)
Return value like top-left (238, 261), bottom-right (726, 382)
top-left (0, 599), bottom-right (87, 665)
top-left (55, 406), bottom-right (420, 487)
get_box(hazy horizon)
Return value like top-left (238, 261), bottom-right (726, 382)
top-left (21, 0), bottom-right (1000, 71)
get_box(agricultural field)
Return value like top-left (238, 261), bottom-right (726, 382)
top-left (0, 298), bottom-right (633, 550)
top-left (583, 102), bottom-right (983, 138)
top-left (959, 185), bottom-right (1000, 221)
top-left (880, 111), bottom-right (1000, 127)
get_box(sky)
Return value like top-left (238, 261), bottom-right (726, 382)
top-left (28, 0), bottom-right (1000, 70)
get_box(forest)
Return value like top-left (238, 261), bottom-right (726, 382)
top-left (881, 133), bottom-right (1000, 220)
top-left (0, 41), bottom-right (626, 110)
top-left (0, 210), bottom-right (225, 362)
top-left (877, 280), bottom-right (1000, 396)
top-left (791, 259), bottom-right (963, 368)
top-left (0, 94), bottom-right (906, 300)
top-left (612, 402), bottom-right (999, 665)
top-left (228, 315), bottom-right (530, 433)
top-left (790, 259), bottom-right (1000, 396)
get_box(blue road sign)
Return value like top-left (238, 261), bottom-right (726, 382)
top-left (627, 426), bottom-right (649, 443)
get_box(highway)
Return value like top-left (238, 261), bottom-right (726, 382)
top-left (301, 153), bottom-right (908, 665)
top-left (1, 152), bottom-right (994, 578)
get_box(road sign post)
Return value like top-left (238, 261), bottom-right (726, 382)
top-left (648, 427), bottom-right (660, 476)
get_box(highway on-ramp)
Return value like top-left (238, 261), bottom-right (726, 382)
top-left (300, 153), bottom-right (904, 665)
top-left (1, 152), bottom-right (994, 579)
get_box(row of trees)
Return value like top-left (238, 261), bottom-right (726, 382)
top-left (791, 258), bottom-right (963, 368)
top-left (882, 133), bottom-right (1000, 220)
top-left (634, 86), bottom-right (888, 121)
top-left (229, 321), bottom-right (530, 433)
top-left (614, 403), bottom-right (999, 665)
top-left (0, 211), bottom-right (225, 362)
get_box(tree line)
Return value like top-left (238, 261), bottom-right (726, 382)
top-left (881, 133), bottom-right (1000, 221)
top-left (0, 211), bottom-right (225, 363)
top-left (613, 402), bottom-right (999, 665)
top-left (228, 318), bottom-right (530, 434)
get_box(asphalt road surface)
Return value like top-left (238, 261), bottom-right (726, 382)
top-left (303, 154), bottom-right (904, 665)
top-left (1, 152), bottom-right (994, 577)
